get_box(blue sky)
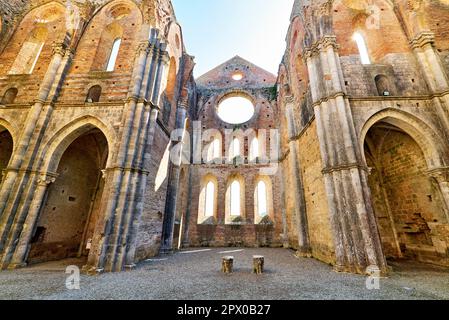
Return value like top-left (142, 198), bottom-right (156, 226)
top-left (172, 0), bottom-right (294, 78)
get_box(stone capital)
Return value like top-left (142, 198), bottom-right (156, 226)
top-left (177, 99), bottom-right (189, 110)
top-left (37, 172), bottom-right (58, 186)
top-left (322, 163), bottom-right (369, 175)
top-left (149, 101), bottom-right (161, 111)
top-left (427, 167), bottom-right (449, 182)
top-left (284, 94), bottom-right (295, 106)
top-left (159, 50), bottom-right (170, 65)
top-left (302, 46), bottom-right (318, 59)
top-left (319, 35), bottom-right (339, 50)
top-left (410, 32), bottom-right (435, 50)
top-left (126, 96), bottom-right (139, 104)
top-left (52, 42), bottom-right (68, 56)
top-left (137, 41), bottom-right (151, 55)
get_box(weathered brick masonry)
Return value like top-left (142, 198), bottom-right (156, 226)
top-left (278, 0), bottom-right (449, 274)
top-left (0, 0), bottom-right (449, 276)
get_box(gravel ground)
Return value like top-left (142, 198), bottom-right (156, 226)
top-left (0, 248), bottom-right (448, 300)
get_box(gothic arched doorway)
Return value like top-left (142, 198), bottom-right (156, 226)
top-left (28, 128), bottom-right (108, 264)
top-left (364, 120), bottom-right (449, 266)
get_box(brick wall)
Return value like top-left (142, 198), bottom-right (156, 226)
top-left (340, 53), bottom-right (429, 97)
top-left (28, 131), bottom-right (107, 264)
top-left (298, 121), bottom-right (335, 264)
top-left (187, 56), bottom-right (282, 248)
top-left (366, 126), bottom-right (449, 265)
top-left (136, 125), bottom-right (172, 260)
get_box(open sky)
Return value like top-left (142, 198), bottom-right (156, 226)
top-left (172, 0), bottom-right (294, 78)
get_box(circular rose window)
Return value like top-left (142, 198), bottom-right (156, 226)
top-left (217, 96), bottom-right (255, 124)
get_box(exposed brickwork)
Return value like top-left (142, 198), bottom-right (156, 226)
top-left (278, 0), bottom-right (449, 273)
top-left (366, 127), bottom-right (449, 265)
top-left (136, 126), bottom-right (171, 260)
top-left (0, 0), bottom-right (193, 272)
top-left (186, 56), bottom-right (282, 248)
top-left (28, 131), bottom-right (107, 264)
top-left (1, 0), bottom-right (449, 276)
top-left (298, 121), bottom-right (335, 264)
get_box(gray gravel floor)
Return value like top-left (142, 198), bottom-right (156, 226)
top-left (0, 248), bottom-right (448, 300)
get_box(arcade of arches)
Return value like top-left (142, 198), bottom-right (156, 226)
top-left (0, 0), bottom-right (449, 276)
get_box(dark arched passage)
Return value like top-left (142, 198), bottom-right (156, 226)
top-left (28, 128), bottom-right (108, 264)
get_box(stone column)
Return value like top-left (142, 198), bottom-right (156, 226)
top-left (285, 96), bottom-right (311, 256)
top-left (84, 40), bottom-right (152, 273)
top-left (305, 36), bottom-right (387, 275)
top-left (410, 32), bottom-right (449, 134)
top-left (279, 159), bottom-right (290, 248)
top-left (124, 103), bottom-right (160, 267)
top-left (102, 43), bottom-right (151, 272)
top-left (115, 36), bottom-right (162, 267)
top-left (108, 42), bottom-right (169, 270)
top-left (180, 168), bottom-right (194, 248)
top-left (160, 101), bottom-right (188, 253)
top-left (122, 44), bottom-right (169, 263)
top-left (0, 42), bottom-right (68, 250)
top-left (411, 32), bottom-right (449, 92)
top-left (4, 173), bottom-right (57, 269)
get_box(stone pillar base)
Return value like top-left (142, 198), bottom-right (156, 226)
top-left (333, 264), bottom-right (350, 274)
top-left (295, 248), bottom-right (312, 258)
top-left (125, 264), bottom-right (136, 271)
top-left (7, 262), bottom-right (27, 270)
top-left (81, 265), bottom-right (104, 276)
top-left (181, 241), bottom-right (190, 249)
top-left (159, 247), bottom-right (174, 255)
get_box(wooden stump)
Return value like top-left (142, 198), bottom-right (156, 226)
top-left (253, 255), bottom-right (264, 274)
top-left (222, 256), bottom-right (234, 274)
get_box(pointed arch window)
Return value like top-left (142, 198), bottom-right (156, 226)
top-left (106, 38), bottom-right (121, 72)
top-left (198, 177), bottom-right (217, 223)
top-left (353, 32), bottom-right (371, 65)
top-left (230, 180), bottom-right (241, 216)
top-left (256, 181), bottom-right (268, 217)
top-left (204, 181), bottom-right (215, 217)
top-left (230, 138), bottom-right (240, 159)
top-left (9, 26), bottom-right (47, 75)
top-left (250, 137), bottom-right (259, 162)
top-left (207, 138), bottom-right (220, 162)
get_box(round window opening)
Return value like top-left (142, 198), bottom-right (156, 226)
top-left (232, 72), bottom-right (243, 81)
top-left (217, 96), bottom-right (255, 124)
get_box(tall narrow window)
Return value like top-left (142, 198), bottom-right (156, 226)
top-left (231, 138), bottom-right (240, 159)
top-left (9, 26), bottom-right (47, 75)
top-left (166, 57), bottom-right (177, 101)
top-left (353, 32), bottom-right (371, 65)
top-left (250, 137), bottom-right (259, 162)
top-left (29, 42), bottom-right (44, 73)
top-left (230, 180), bottom-right (241, 216)
top-left (106, 38), bottom-right (121, 72)
top-left (204, 181), bottom-right (215, 217)
top-left (207, 138), bottom-right (220, 162)
top-left (256, 181), bottom-right (268, 217)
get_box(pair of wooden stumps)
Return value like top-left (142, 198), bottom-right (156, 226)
top-left (221, 255), bottom-right (264, 274)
